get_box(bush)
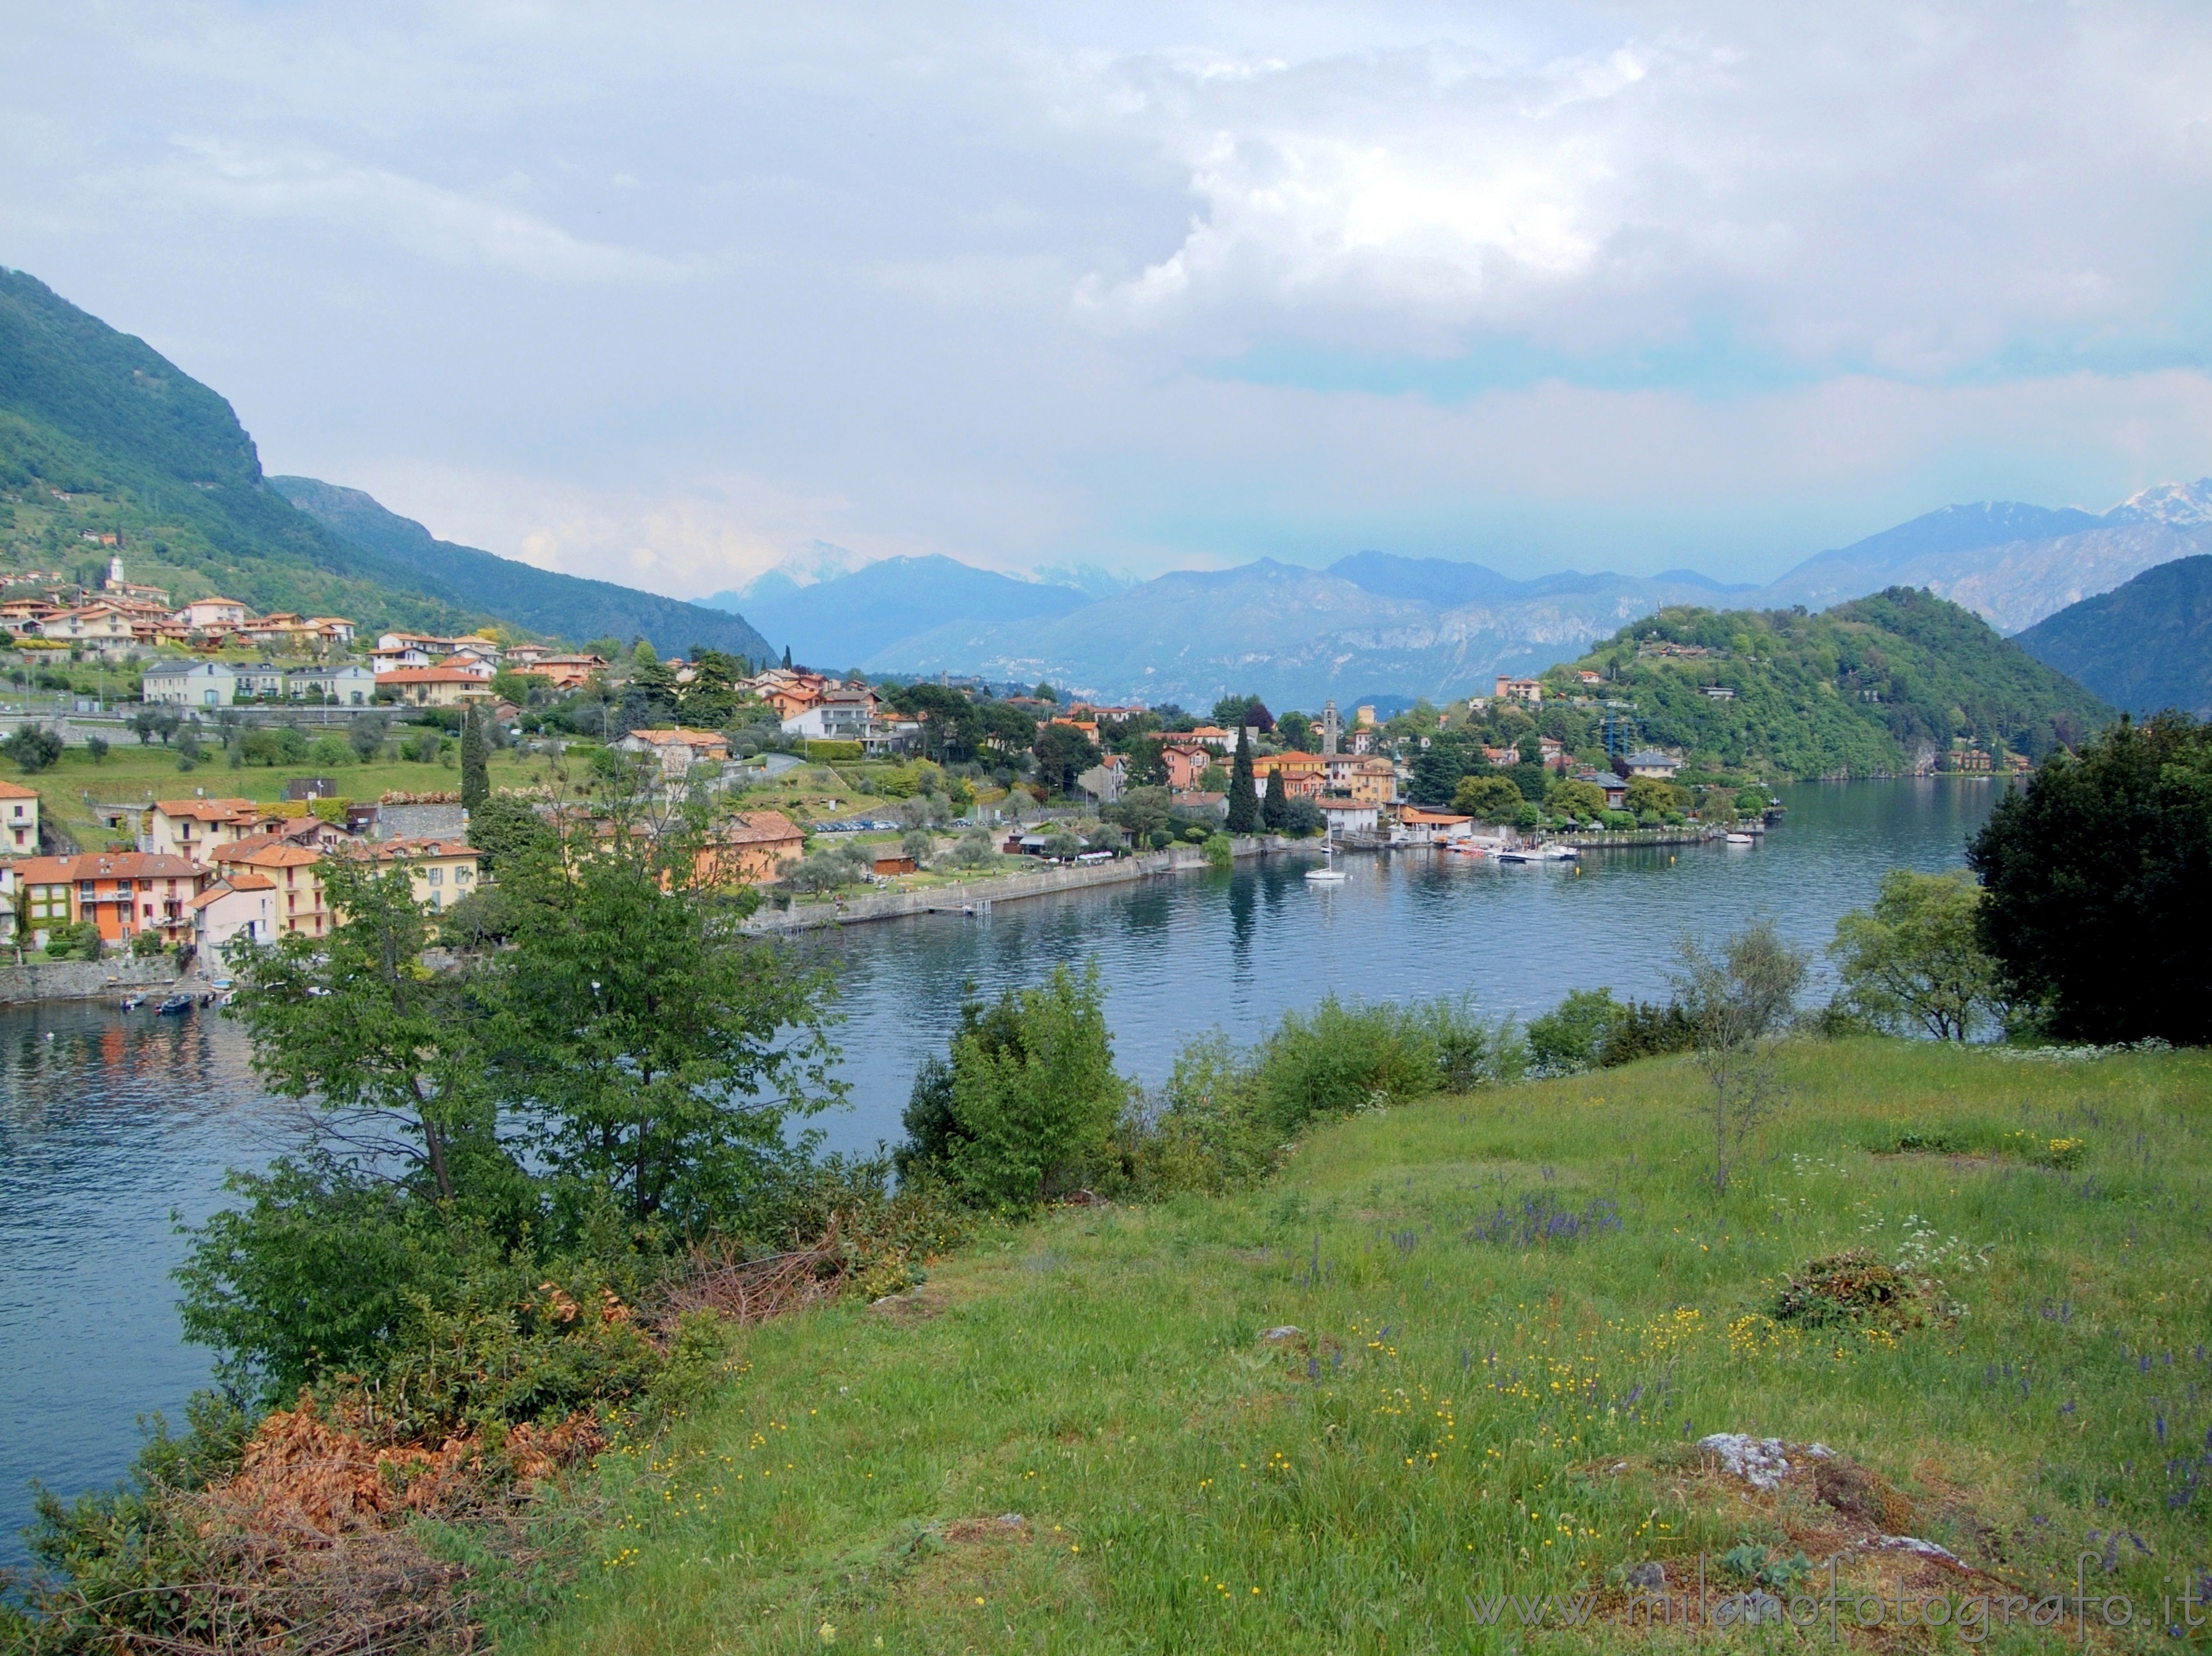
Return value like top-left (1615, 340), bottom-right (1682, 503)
top-left (42, 918), bottom-right (103, 961)
top-left (899, 963), bottom-right (1125, 1210)
top-left (129, 928), bottom-right (167, 958)
top-left (307, 734), bottom-right (354, 767)
top-left (1248, 993), bottom-right (1514, 1134)
top-left (1526, 988), bottom-right (1621, 1073)
top-left (1202, 831), bottom-right (1233, 868)
top-left (1596, 999), bottom-right (1697, 1066)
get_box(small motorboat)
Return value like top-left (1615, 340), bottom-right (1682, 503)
top-left (155, 993), bottom-right (195, 1016)
top-left (119, 995), bottom-right (145, 1011)
top-left (1725, 831), bottom-right (1756, 845)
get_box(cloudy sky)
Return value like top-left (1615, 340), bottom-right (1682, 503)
top-left (7, 1), bottom-right (2212, 598)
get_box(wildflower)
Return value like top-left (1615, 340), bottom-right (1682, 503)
top-left (818, 1624), bottom-right (836, 1643)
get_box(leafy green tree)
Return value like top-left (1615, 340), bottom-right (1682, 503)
top-left (1546, 778), bottom-right (1607, 820)
top-left (226, 857), bottom-right (497, 1204)
top-left (84, 735), bottom-right (108, 764)
top-left (490, 823), bottom-right (843, 1233)
top-left (1968, 712), bottom-right (2212, 1043)
top-left (467, 792), bottom-right (554, 875)
top-left (980, 699), bottom-right (1040, 759)
top-left (459, 705), bottom-right (490, 812)
top-left (1276, 710), bottom-right (1313, 751)
top-left (1225, 726), bottom-right (1260, 833)
top-left (1, 724), bottom-right (63, 773)
top-left (347, 710), bottom-right (388, 761)
top-left (1828, 869), bottom-right (1998, 1041)
top-left (1104, 784), bottom-right (1172, 845)
top-left (889, 682), bottom-right (982, 763)
top-left (1031, 721), bottom-right (1094, 795)
top-left (919, 964), bottom-right (1123, 1209)
top-left (1033, 681), bottom-right (1058, 703)
top-left (1451, 773), bottom-right (1524, 822)
top-left (1624, 775), bottom-right (1684, 816)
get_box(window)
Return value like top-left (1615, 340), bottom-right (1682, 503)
top-left (426, 868), bottom-right (443, 886)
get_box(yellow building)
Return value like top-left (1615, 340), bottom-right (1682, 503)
top-left (370, 836), bottom-right (481, 912)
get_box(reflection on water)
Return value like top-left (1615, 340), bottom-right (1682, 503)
top-left (0, 778), bottom-right (2001, 1562)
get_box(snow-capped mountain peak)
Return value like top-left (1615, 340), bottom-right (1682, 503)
top-left (2111, 478), bottom-right (2212, 527)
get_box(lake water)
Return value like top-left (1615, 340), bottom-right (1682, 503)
top-left (0, 778), bottom-right (2003, 1564)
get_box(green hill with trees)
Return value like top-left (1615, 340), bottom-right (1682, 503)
top-left (2012, 553), bottom-right (2212, 717)
top-left (1, 267), bottom-right (773, 656)
top-left (1550, 586), bottom-right (2110, 776)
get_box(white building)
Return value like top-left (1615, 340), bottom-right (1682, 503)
top-left (285, 664), bottom-right (378, 705)
top-left (172, 597), bottom-right (250, 631)
top-left (0, 781), bottom-right (35, 854)
top-left (190, 873), bottom-right (281, 953)
top-left (141, 661), bottom-right (241, 707)
top-left (780, 687), bottom-right (879, 741)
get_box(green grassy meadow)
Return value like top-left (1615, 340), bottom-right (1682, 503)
top-left (501, 1040), bottom-right (2212, 1654)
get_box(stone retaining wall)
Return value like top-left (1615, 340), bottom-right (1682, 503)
top-left (0, 956), bottom-right (183, 1005)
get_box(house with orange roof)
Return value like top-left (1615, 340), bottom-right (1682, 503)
top-left (695, 811), bottom-right (805, 885)
top-left (514, 652), bottom-right (607, 689)
top-left (1250, 752), bottom-right (1325, 798)
top-left (144, 797), bottom-right (270, 861)
top-left (190, 873), bottom-right (281, 953)
top-left (1394, 808), bottom-right (1475, 845)
top-left (10, 852), bottom-right (206, 947)
top-left (171, 597), bottom-right (250, 631)
top-left (375, 666), bottom-right (496, 707)
top-left (361, 837), bottom-right (479, 914)
top-left (1160, 741), bottom-right (1214, 792)
top-left (0, 779), bottom-right (38, 853)
top-left (210, 842), bottom-right (331, 936)
top-left (617, 726), bottom-right (733, 779)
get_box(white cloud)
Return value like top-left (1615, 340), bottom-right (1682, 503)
top-left (5, 0), bottom-right (2211, 594)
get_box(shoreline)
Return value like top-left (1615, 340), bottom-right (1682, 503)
top-left (742, 834), bottom-right (1295, 933)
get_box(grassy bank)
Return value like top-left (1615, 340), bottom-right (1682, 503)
top-left (500, 1039), bottom-right (2210, 1653)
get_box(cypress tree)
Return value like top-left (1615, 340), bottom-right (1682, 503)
top-left (782, 645), bottom-right (793, 669)
top-left (1261, 766), bottom-right (1288, 831)
top-left (1225, 724), bottom-right (1260, 833)
top-left (460, 706), bottom-right (490, 815)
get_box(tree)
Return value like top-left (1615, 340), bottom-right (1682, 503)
top-left (1546, 778), bottom-right (1607, 820)
top-left (900, 827), bottom-right (935, 867)
top-left (889, 683), bottom-right (981, 763)
top-left (1033, 681), bottom-right (1058, 703)
top-left (1969, 714), bottom-right (2212, 1043)
top-left (490, 822), bottom-right (843, 1233)
top-left (226, 857), bottom-right (493, 1204)
top-left (1260, 767), bottom-right (1289, 830)
top-left (1032, 721), bottom-right (1094, 795)
top-left (459, 706), bottom-right (490, 813)
top-left (1225, 726), bottom-right (1260, 833)
top-left (1828, 869), bottom-right (1998, 1041)
top-left (1277, 710), bottom-right (1313, 751)
top-left (347, 711), bottom-right (388, 762)
top-left (1452, 774), bottom-right (1525, 822)
top-left (468, 792), bottom-right (554, 875)
top-left (1104, 784), bottom-right (1172, 846)
top-left (1673, 919), bottom-right (1808, 1195)
top-left (84, 735), bottom-right (108, 765)
top-left (980, 699), bottom-right (1040, 760)
top-left (1624, 775), bottom-right (1683, 817)
top-left (1, 724), bottom-right (64, 773)
top-left (909, 964), bottom-right (1123, 1209)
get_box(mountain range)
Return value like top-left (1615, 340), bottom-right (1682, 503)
top-left (706, 487), bottom-right (2212, 710)
top-left (0, 267), bottom-right (772, 658)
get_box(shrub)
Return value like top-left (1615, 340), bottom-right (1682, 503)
top-left (1526, 988), bottom-right (1622, 1073)
top-left (1596, 999), bottom-right (1697, 1066)
top-left (1248, 993), bottom-right (1514, 1134)
top-left (901, 964), bottom-right (1125, 1210)
top-left (1769, 1250), bottom-right (1923, 1332)
top-left (42, 918), bottom-right (103, 961)
top-left (1202, 831), bottom-right (1233, 869)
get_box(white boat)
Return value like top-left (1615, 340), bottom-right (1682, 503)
top-left (1724, 831), bottom-right (1756, 845)
top-left (1306, 843), bottom-right (1349, 883)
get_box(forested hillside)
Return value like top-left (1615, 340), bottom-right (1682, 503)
top-left (0, 268), bottom-right (483, 630)
top-left (274, 477), bottom-right (773, 661)
top-left (1554, 586), bottom-right (2111, 775)
top-left (2012, 554), bottom-right (2212, 717)
top-left (1, 268), bottom-right (774, 656)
